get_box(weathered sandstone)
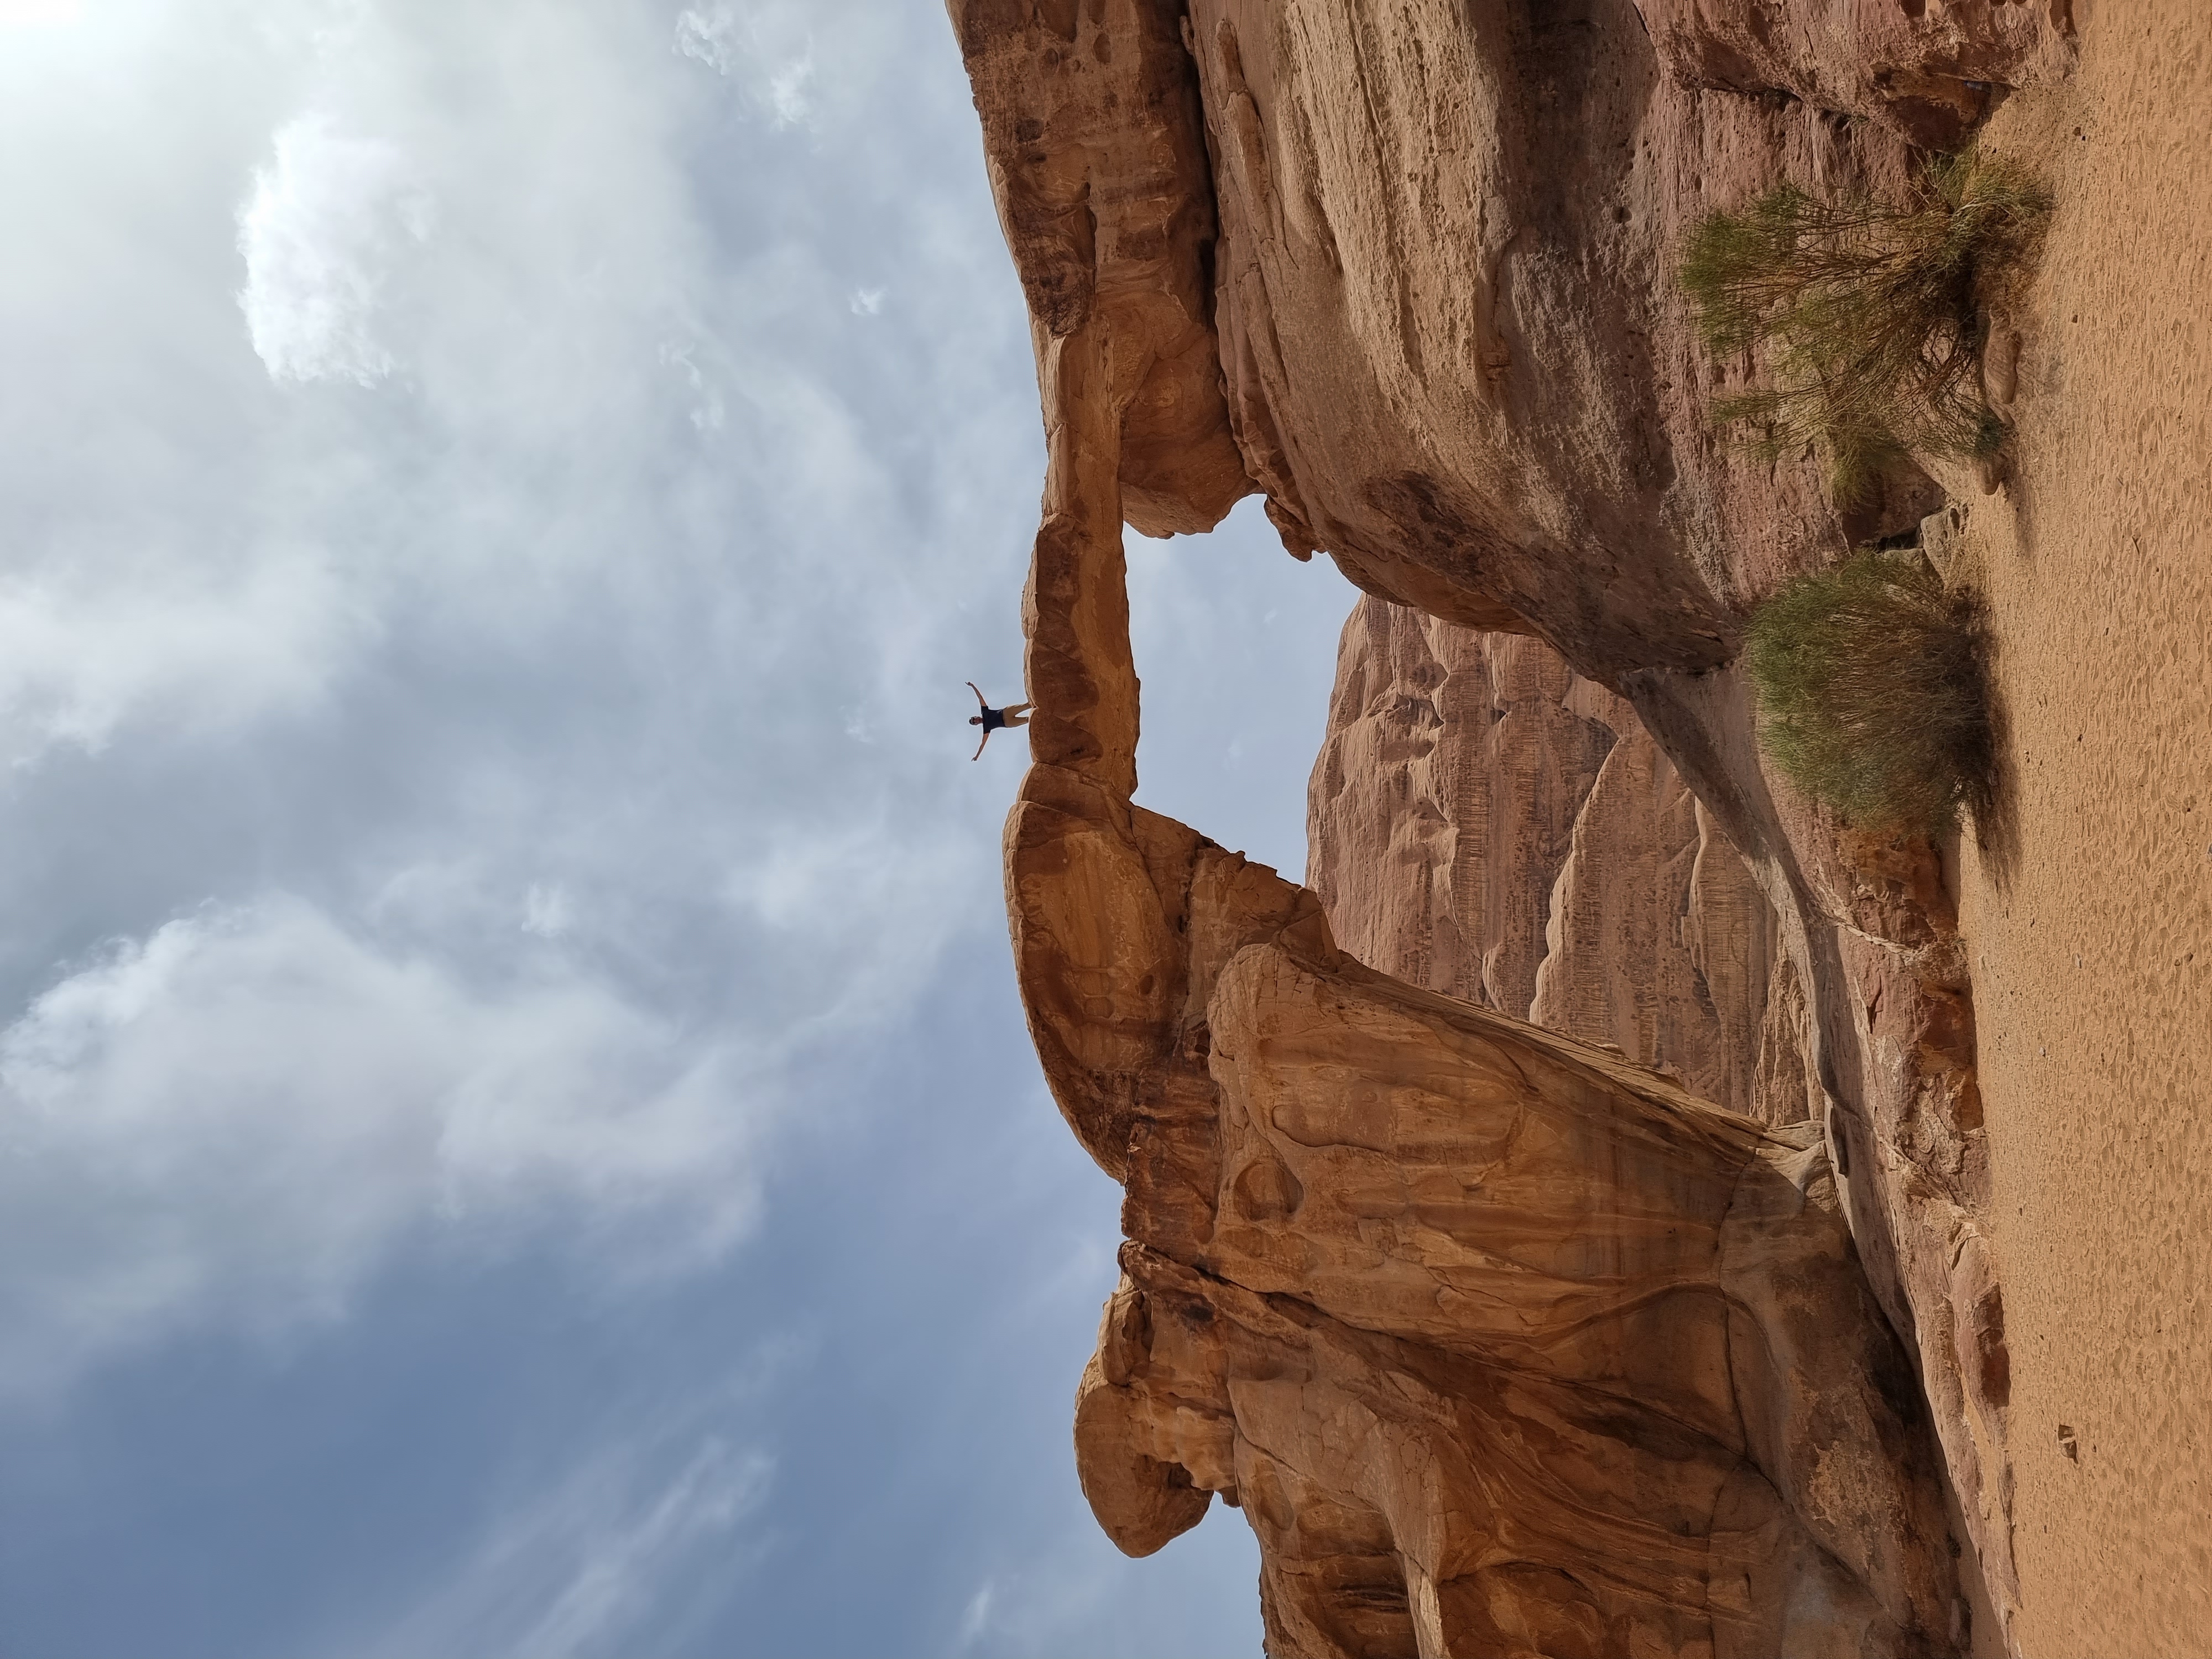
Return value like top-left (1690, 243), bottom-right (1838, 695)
top-left (1307, 597), bottom-right (1779, 1118)
top-left (1306, 592), bottom-right (2015, 1637)
top-left (997, 359), bottom-right (1966, 1657)
top-left (950, 0), bottom-right (1246, 539)
top-left (948, 0), bottom-right (2062, 1646)
top-left (1636, 0), bottom-right (2078, 150)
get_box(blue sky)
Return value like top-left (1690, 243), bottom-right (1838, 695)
top-left (0, 1), bottom-right (1355, 1653)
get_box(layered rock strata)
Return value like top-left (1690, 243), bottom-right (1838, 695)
top-left (1307, 597), bottom-right (1780, 1119)
top-left (1306, 592), bottom-right (2008, 1636)
top-left (948, 0), bottom-right (2054, 1645)
top-left (989, 275), bottom-right (1963, 1657)
top-left (1636, 0), bottom-right (2077, 150)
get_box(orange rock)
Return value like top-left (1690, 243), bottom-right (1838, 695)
top-left (1006, 539), bottom-right (1966, 1652)
top-left (952, 0), bottom-right (2041, 1647)
top-left (1308, 596), bottom-right (1781, 1118)
top-left (978, 143), bottom-right (1961, 1659)
top-left (946, 0), bottom-right (1249, 539)
top-left (1637, 0), bottom-right (2075, 149)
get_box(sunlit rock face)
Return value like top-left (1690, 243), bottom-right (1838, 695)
top-left (1635, 0), bottom-right (2077, 150)
top-left (1307, 597), bottom-right (1781, 1121)
top-left (947, 0), bottom-right (1248, 542)
top-left (994, 426), bottom-right (1964, 1652)
top-left (948, 0), bottom-right (2055, 1648)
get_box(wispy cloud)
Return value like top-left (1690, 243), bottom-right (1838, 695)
top-left (675, 2), bottom-right (818, 128)
top-left (0, 545), bottom-right (357, 761)
top-left (362, 1422), bottom-right (775, 1659)
top-left (0, 896), bottom-right (765, 1394)
top-left (954, 1579), bottom-right (997, 1651)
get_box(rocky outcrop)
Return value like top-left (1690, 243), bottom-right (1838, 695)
top-left (1177, 45), bottom-right (2032, 1588)
top-left (964, 37), bottom-right (1969, 1635)
top-left (1004, 426), bottom-right (1968, 1659)
top-left (1307, 598), bottom-right (1779, 1118)
top-left (948, 0), bottom-right (1246, 540)
top-left (949, 0), bottom-right (2057, 1647)
top-left (1529, 751), bottom-right (1779, 1123)
top-left (1083, 954), bottom-right (1967, 1656)
top-left (1305, 594), bottom-right (2015, 1631)
top-left (1637, 0), bottom-right (2078, 150)
top-left (1304, 603), bottom-right (1614, 1025)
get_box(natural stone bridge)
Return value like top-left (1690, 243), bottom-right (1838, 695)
top-left (952, 0), bottom-right (2074, 1648)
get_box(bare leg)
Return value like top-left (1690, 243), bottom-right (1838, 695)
top-left (1004, 702), bottom-right (1033, 726)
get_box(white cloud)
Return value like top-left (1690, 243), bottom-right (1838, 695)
top-left (0, 0), bottom-right (81, 25)
top-left (0, 547), bottom-right (358, 761)
top-left (716, 816), bottom-right (977, 1045)
top-left (236, 111), bottom-right (423, 384)
top-left (0, 896), bottom-right (764, 1394)
top-left (672, 3), bottom-right (738, 74)
top-left (675, 2), bottom-right (816, 128)
top-left (849, 285), bottom-right (885, 316)
top-left (658, 337), bottom-right (727, 432)
top-left (763, 54), bottom-right (816, 127)
top-left (523, 883), bottom-right (574, 938)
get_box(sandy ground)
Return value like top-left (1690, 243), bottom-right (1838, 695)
top-left (1954, 4), bottom-right (2212, 1651)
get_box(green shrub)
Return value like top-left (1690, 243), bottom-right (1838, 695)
top-left (1746, 549), bottom-right (1995, 834)
top-left (1681, 149), bottom-right (2050, 505)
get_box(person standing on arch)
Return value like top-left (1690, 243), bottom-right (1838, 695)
top-left (967, 682), bottom-right (1031, 760)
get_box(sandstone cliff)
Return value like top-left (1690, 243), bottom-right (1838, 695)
top-left (948, 0), bottom-right (2060, 1646)
top-left (984, 226), bottom-right (1964, 1651)
top-left (1307, 597), bottom-right (1780, 1121)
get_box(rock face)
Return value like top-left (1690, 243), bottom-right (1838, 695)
top-left (988, 267), bottom-right (1963, 1658)
top-left (1166, 39), bottom-right (2034, 1597)
top-left (1308, 597), bottom-right (1779, 1118)
top-left (1637, 0), bottom-right (2078, 150)
top-left (948, 0), bottom-right (2058, 1647)
top-left (951, 0), bottom-right (1246, 540)
top-left (1304, 594), bottom-right (2012, 1640)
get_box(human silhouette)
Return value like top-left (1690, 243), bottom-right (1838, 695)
top-left (968, 682), bottom-right (1032, 760)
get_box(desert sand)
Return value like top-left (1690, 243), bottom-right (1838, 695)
top-left (1955, 3), bottom-right (2212, 1647)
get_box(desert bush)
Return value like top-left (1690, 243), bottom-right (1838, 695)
top-left (1745, 549), bottom-right (1995, 834)
top-left (1682, 149), bottom-right (2050, 505)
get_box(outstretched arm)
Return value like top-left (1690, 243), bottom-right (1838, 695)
top-left (967, 681), bottom-right (988, 710)
top-left (971, 727), bottom-right (990, 761)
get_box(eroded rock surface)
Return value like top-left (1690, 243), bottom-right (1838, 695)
top-left (964, 51), bottom-right (1966, 1648)
top-left (1638, 0), bottom-right (2078, 149)
top-left (950, 0), bottom-right (2052, 1647)
top-left (947, 0), bottom-right (1246, 539)
top-left (1308, 597), bottom-right (1779, 1118)
top-left (1003, 428), bottom-right (1965, 1659)
top-left (1305, 596), bottom-right (2015, 1635)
